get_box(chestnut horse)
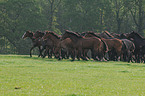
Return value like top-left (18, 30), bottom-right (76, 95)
top-left (22, 30), bottom-right (43, 57)
top-left (33, 31), bottom-right (54, 58)
top-left (61, 30), bottom-right (108, 61)
top-left (42, 31), bottom-right (62, 59)
top-left (84, 31), bottom-right (122, 61)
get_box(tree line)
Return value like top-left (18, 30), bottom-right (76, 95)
top-left (0, 0), bottom-right (145, 54)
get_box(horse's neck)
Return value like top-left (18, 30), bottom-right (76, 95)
top-left (49, 36), bottom-right (60, 45)
top-left (133, 35), bottom-right (143, 41)
top-left (69, 35), bottom-right (80, 42)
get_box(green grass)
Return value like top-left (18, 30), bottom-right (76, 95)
top-left (0, 55), bottom-right (145, 96)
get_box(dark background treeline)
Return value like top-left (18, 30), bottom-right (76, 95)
top-left (0, 0), bottom-right (145, 54)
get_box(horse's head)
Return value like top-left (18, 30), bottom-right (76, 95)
top-left (128, 31), bottom-right (137, 39)
top-left (119, 33), bottom-right (128, 39)
top-left (22, 30), bottom-right (33, 39)
top-left (62, 30), bottom-right (82, 40)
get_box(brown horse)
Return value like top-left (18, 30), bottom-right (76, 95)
top-left (54, 38), bottom-right (74, 59)
top-left (85, 31), bottom-right (123, 61)
top-left (33, 31), bottom-right (54, 58)
top-left (127, 31), bottom-right (145, 63)
top-left (22, 30), bottom-right (43, 57)
top-left (61, 30), bottom-right (107, 61)
top-left (42, 31), bottom-right (62, 59)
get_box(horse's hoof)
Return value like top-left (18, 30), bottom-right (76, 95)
top-left (58, 57), bottom-right (62, 60)
top-left (71, 59), bottom-right (75, 62)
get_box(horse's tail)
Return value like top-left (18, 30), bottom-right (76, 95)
top-left (121, 40), bottom-right (127, 52)
top-left (101, 39), bottom-right (108, 53)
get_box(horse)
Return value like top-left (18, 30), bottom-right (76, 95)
top-left (121, 39), bottom-right (135, 62)
top-left (84, 31), bottom-right (122, 61)
top-left (127, 31), bottom-right (145, 63)
top-left (42, 31), bottom-right (63, 59)
top-left (61, 30), bottom-right (108, 61)
top-left (33, 31), bottom-right (54, 58)
top-left (54, 37), bottom-right (74, 59)
top-left (22, 30), bottom-right (43, 57)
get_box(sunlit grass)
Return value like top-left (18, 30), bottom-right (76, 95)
top-left (0, 55), bottom-right (145, 96)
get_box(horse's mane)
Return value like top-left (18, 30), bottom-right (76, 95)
top-left (86, 31), bottom-right (101, 39)
top-left (35, 30), bottom-right (44, 37)
top-left (46, 31), bottom-right (61, 39)
top-left (104, 31), bottom-right (114, 38)
top-left (65, 30), bottom-right (82, 38)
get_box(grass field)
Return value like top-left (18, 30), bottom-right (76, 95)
top-left (0, 55), bottom-right (145, 96)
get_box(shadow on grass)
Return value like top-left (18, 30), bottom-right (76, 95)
top-left (119, 70), bottom-right (130, 73)
top-left (115, 63), bottom-right (145, 68)
top-left (21, 56), bottom-right (59, 62)
top-left (65, 94), bottom-right (83, 96)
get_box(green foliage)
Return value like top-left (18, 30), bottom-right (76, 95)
top-left (0, 0), bottom-right (144, 54)
top-left (1, 55), bottom-right (145, 95)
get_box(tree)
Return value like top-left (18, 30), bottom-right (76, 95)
top-left (0, 0), bottom-right (48, 54)
top-left (129, 0), bottom-right (144, 34)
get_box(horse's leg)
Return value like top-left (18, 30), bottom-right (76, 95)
top-left (38, 46), bottom-right (43, 57)
top-left (128, 50), bottom-right (133, 63)
top-left (48, 48), bottom-right (53, 58)
top-left (123, 51), bottom-right (127, 62)
top-left (71, 49), bottom-right (75, 61)
top-left (84, 49), bottom-right (90, 60)
top-left (104, 52), bottom-right (109, 61)
top-left (66, 49), bottom-right (70, 59)
top-left (91, 49), bottom-right (95, 60)
top-left (130, 52), bottom-right (134, 63)
top-left (47, 49), bottom-right (50, 58)
top-left (40, 46), bottom-right (46, 57)
top-left (58, 49), bottom-right (62, 60)
top-left (143, 54), bottom-right (145, 63)
top-left (76, 50), bottom-right (80, 61)
top-left (61, 49), bottom-right (66, 59)
top-left (30, 46), bottom-right (36, 57)
top-left (91, 49), bottom-right (99, 61)
top-left (43, 46), bottom-right (49, 58)
top-left (137, 53), bottom-right (141, 63)
top-left (115, 48), bottom-right (122, 61)
top-left (98, 47), bottom-right (106, 61)
top-left (79, 49), bottom-right (88, 61)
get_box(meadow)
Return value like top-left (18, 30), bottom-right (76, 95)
top-left (0, 55), bottom-right (145, 96)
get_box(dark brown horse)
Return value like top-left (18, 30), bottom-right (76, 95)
top-left (61, 30), bottom-right (107, 61)
top-left (33, 31), bottom-right (54, 58)
top-left (121, 39), bottom-right (135, 62)
top-left (84, 31), bottom-right (122, 61)
top-left (54, 38), bottom-right (74, 59)
top-left (22, 30), bottom-right (43, 57)
top-left (127, 31), bottom-right (145, 63)
top-left (43, 31), bottom-right (62, 59)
